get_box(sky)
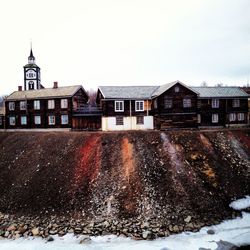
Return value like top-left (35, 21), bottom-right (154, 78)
top-left (0, 0), bottom-right (250, 95)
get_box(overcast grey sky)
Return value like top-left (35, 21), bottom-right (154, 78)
top-left (0, 0), bottom-right (250, 94)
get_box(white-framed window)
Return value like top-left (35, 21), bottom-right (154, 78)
top-left (164, 96), bottom-right (172, 109)
top-left (34, 115), bottom-right (41, 125)
top-left (238, 113), bottom-right (245, 121)
top-left (115, 101), bottom-right (124, 112)
top-left (136, 116), bottom-right (144, 125)
top-left (61, 114), bottom-right (68, 124)
top-left (212, 114), bottom-right (219, 123)
top-left (116, 116), bottom-right (123, 125)
top-left (21, 115), bottom-right (27, 125)
top-left (135, 101), bottom-right (144, 111)
top-left (9, 102), bottom-right (15, 110)
top-left (9, 116), bottom-right (15, 126)
top-left (48, 115), bottom-right (55, 125)
top-left (34, 100), bottom-right (40, 110)
top-left (20, 101), bottom-right (26, 110)
top-left (175, 86), bottom-right (179, 92)
top-left (232, 99), bottom-right (240, 108)
top-left (48, 100), bottom-right (55, 109)
top-left (197, 114), bottom-right (201, 123)
top-left (212, 99), bottom-right (219, 108)
top-left (229, 113), bottom-right (236, 122)
top-left (183, 98), bottom-right (191, 108)
top-left (61, 99), bottom-right (68, 109)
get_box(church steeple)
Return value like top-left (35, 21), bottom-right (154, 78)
top-left (28, 48), bottom-right (35, 64)
top-left (23, 47), bottom-right (41, 90)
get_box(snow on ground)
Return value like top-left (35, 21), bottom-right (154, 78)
top-left (1, 198), bottom-right (250, 250)
top-left (230, 196), bottom-right (250, 210)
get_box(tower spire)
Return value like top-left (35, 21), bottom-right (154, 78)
top-left (28, 42), bottom-right (35, 64)
top-left (30, 40), bottom-right (33, 57)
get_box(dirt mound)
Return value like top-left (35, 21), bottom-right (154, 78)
top-left (0, 129), bottom-right (249, 237)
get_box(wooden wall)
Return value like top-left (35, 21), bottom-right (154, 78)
top-left (152, 83), bottom-right (198, 129)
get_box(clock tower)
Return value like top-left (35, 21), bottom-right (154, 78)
top-left (23, 49), bottom-right (41, 90)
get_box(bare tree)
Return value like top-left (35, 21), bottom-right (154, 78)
top-left (0, 96), bottom-right (5, 107)
top-left (215, 83), bottom-right (223, 87)
top-left (200, 81), bottom-right (208, 87)
top-left (87, 89), bottom-right (97, 106)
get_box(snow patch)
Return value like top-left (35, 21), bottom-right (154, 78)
top-left (230, 196), bottom-right (250, 210)
top-left (1, 212), bottom-right (250, 250)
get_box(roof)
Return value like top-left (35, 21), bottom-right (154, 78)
top-left (152, 80), bottom-right (199, 97)
top-left (6, 85), bottom-right (84, 101)
top-left (98, 83), bottom-right (250, 100)
top-left (241, 87), bottom-right (250, 95)
top-left (192, 87), bottom-right (249, 98)
top-left (24, 63), bottom-right (39, 68)
top-left (98, 86), bottom-right (159, 99)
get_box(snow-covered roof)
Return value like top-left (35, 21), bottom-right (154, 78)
top-left (6, 85), bottom-right (85, 101)
top-left (152, 80), bottom-right (199, 97)
top-left (98, 86), bottom-right (159, 99)
top-left (192, 87), bottom-right (249, 98)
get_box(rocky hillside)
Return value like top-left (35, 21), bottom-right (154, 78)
top-left (0, 129), bottom-right (249, 239)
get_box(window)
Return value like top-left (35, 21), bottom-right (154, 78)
top-left (212, 114), bottom-right (219, 123)
top-left (34, 100), bottom-right (40, 110)
top-left (135, 101), bottom-right (144, 111)
top-left (9, 102), bottom-right (15, 110)
top-left (48, 115), bottom-right (55, 125)
top-left (175, 86), bottom-right (179, 92)
top-left (164, 96), bottom-right (172, 109)
top-left (34, 115), bottom-right (41, 125)
top-left (28, 81), bottom-right (34, 90)
top-left (115, 101), bottom-right (124, 112)
top-left (212, 99), bottom-right (219, 108)
top-left (21, 116), bottom-right (27, 125)
top-left (48, 100), bottom-right (55, 109)
top-left (197, 114), bottom-right (201, 123)
top-left (238, 113), bottom-right (245, 121)
top-left (61, 99), bottom-right (68, 109)
top-left (229, 113), bottom-right (236, 122)
top-left (197, 100), bottom-right (201, 109)
top-left (20, 101), bottom-right (26, 110)
top-left (136, 116), bottom-right (144, 124)
top-left (116, 116), bottom-right (123, 125)
top-left (154, 99), bottom-right (158, 109)
top-left (0, 117), bottom-right (2, 126)
top-left (183, 98), bottom-right (191, 108)
top-left (9, 116), bottom-right (15, 126)
top-left (232, 99), bottom-right (240, 108)
top-left (61, 115), bottom-right (68, 124)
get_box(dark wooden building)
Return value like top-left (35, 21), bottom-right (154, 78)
top-left (241, 87), bottom-right (250, 125)
top-left (72, 104), bottom-right (102, 130)
top-left (97, 86), bottom-right (157, 130)
top-left (193, 87), bottom-right (249, 127)
top-left (5, 82), bottom-right (88, 129)
top-left (0, 107), bottom-right (5, 129)
top-left (151, 81), bottom-right (198, 129)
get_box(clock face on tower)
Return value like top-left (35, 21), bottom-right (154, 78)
top-left (26, 70), bottom-right (36, 79)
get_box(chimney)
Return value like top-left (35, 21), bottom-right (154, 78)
top-left (18, 86), bottom-right (22, 91)
top-left (53, 81), bottom-right (58, 89)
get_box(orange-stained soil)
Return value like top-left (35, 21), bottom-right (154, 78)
top-left (0, 129), bottom-right (249, 227)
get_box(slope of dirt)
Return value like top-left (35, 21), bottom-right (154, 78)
top-left (0, 129), bottom-right (249, 238)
